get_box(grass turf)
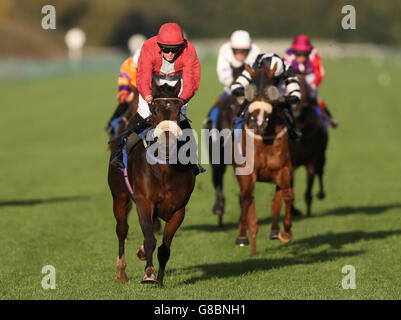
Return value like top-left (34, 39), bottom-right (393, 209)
top-left (0, 57), bottom-right (400, 299)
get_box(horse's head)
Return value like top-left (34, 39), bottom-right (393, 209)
top-left (151, 80), bottom-right (183, 139)
top-left (243, 63), bottom-right (280, 136)
top-left (150, 81), bottom-right (183, 160)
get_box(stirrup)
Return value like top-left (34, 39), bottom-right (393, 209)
top-left (195, 164), bottom-right (206, 176)
top-left (329, 119), bottom-right (339, 128)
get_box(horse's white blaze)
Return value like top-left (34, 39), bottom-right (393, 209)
top-left (248, 101), bottom-right (273, 114)
top-left (257, 109), bottom-right (264, 126)
top-left (154, 120), bottom-right (182, 138)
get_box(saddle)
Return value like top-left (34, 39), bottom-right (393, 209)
top-left (125, 126), bottom-right (150, 154)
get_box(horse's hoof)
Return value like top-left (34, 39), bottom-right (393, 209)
top-left (141, 270), bottom-right (158, 284)
top-left (316, 191), bottom-right (326, 200)
top-left (278, 230), bottom-right (293, 244)
top-left (235, 236), bottom-right (249, 247)
top-left (115, 272), bottom-right (130, 283)
top-left (270, 229), bottom-right (280, 240)
top-left (136, 245), bottom-right (146, 261)
top-left (212, 204), bottom-right (224, 216)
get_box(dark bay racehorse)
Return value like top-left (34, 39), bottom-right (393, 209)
top-left (108, 81), bottom-right (196, 285)
top-left (107, 87), bottom-right (162, 233)
top-left (204, 65), bottom-right (244, 226)
top-left (233, 63), bottom-right (294, 255)
top-left (290, 73), bottom-right (328, 217)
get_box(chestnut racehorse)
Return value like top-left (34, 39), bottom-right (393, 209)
top-left (108, 81), bottom-right (196, 285)
top-left (290, 72), bottom-right (328, 216)
top-left (233, 63), bottom-right (294, 255)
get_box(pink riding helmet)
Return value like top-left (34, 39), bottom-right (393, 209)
top-left (292, 34), bottom-right (312, 52)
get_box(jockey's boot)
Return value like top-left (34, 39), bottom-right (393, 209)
top-left (316, 99), bottom-right (338, 129)
top-left (280, 104), bottom-right (302, 141)
top-left (180, 119), bottom-right (206, 176)
top-left (323, 106), bottom-right (339, 128)
top-left (110, 113), bottom-right (148, 168)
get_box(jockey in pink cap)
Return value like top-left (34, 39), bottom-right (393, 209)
top-left (284, 34), bottom-right (338, 128)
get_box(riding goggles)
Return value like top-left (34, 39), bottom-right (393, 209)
top-left (158, 43), bottom-right (183, 53)
top-left (294, 50), bottom-right (310, 57)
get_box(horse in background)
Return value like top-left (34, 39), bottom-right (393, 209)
top-left (204, 65), bottom-right (244, 227)
top-left (108, 81), bottom-right (196, 285)
top-left (233, 63), bottom-right (294, 255)
top-left (290, 72), bottom-right (328, 217)
top-left (106, 87), bottom-right (140, 146)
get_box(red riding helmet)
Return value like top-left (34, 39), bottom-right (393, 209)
top-left (292, 34), bottom-right (312, 53)
top-left (157, 22), bottom-right (185, 47)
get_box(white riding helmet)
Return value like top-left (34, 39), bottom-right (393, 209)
top-left (230, 30), bottom-right (252, 50)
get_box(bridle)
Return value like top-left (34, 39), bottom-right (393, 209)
top-left (152, 97), bottom-right (182, 102)
top-left (150, 97), bottom-right (192, 123)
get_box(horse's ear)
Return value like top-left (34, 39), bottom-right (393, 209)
top-left (173, 79), bottom-right (181, 96)
top-left (268, 62), bottom-right (278, 79)
top-left (244, 63), bottom-right (256, 79)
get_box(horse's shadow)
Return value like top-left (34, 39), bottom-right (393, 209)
top-left (321, 203), bottom-right (401, 216)
top-left (281, 229), bottom-right (401, 251)
top-left (177, 250), bottom-right (363, 285)
top-left (182, 217), bottom-right (272, 232)
top-left (0, 195), bottom-right (91, 208)
top-left (172, 229), bottom-right (401, 284)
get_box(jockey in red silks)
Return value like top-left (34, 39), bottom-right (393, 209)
top-left (283, 34), bottom-right (338, 128)
top-left (110, 22), bottom-right (202, 170)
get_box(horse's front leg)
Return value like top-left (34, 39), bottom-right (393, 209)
top-left (270, 185), bottom-right (282, 240)
top-left (235, 174), bottom-right (256, 249)
top-left (211, 140), bottom-right (226, 223)
top-left (136, 197), bottom-right (158, 284)
top-left (113, 192), bottom-right (131, 283)
top-left (157, 207), bottom-right (185, 286)
top-left (315, 154), bottom-right (326, 201)
top-left (277, 164), bottom-right (294, 243)
top-left (305, 164), bottom-right (316, 217)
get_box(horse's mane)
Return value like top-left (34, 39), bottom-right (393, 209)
top-left (153, 83), bottom-right (179, 99)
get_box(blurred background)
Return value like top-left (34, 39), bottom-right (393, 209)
top-left (1, 0), bottom-right (401, 62)
top-left (1, 0), bottom-right (401, 299)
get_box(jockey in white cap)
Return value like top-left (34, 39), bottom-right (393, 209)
top-left (204, 30), bottom-right (260, 128)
